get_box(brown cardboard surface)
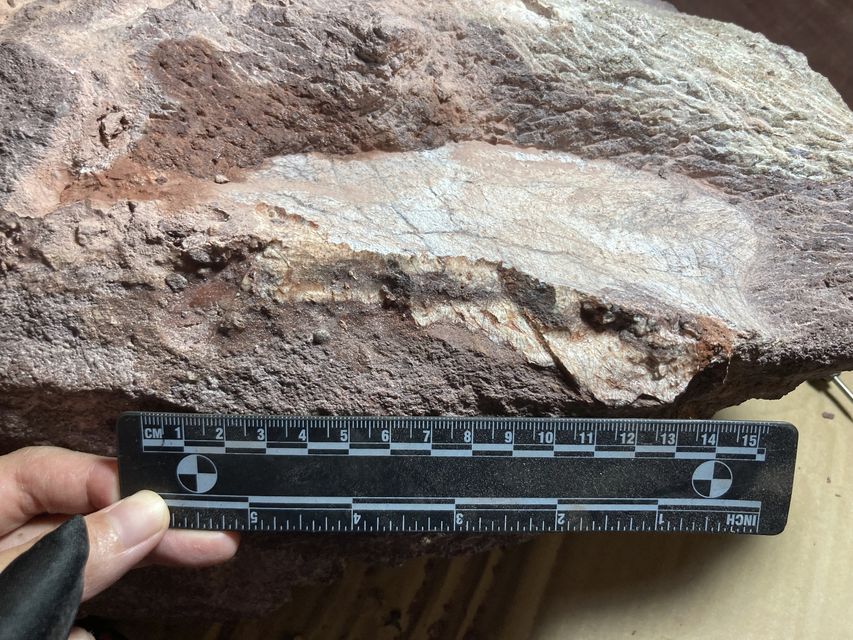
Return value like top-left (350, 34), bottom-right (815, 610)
top-left (526, 374), bottom-right (853, 640)
top-left (114, 374), bottom-right (853, 639)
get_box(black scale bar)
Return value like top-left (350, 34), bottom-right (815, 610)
top-left (118, 412), bottom-right (797, 535)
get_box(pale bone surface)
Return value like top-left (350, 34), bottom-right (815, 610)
top-left (0, 0), bottom-right (850, 618)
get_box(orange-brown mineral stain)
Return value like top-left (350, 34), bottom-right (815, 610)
top-left (58, 157), bottom-right (211, 211)
top-left (688, 315), bottom-right (736, 366)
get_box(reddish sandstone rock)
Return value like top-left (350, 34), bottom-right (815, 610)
top-left (0, 0), bottom-right (850, 618)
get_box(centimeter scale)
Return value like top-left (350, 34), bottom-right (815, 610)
top-left (117, 413), bottom-right (797, 536)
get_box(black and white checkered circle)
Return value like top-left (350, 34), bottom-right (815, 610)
top-left (691, 460), bottom-right (732, 498)
top-left (176, 454), bottom-right (218, 494)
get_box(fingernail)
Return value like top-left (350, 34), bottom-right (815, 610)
top-left (68, 628), bottom-right (95, 640)
top-left (107, 490), bottom-right (169, 547)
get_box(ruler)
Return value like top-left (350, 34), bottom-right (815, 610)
top-left (117, 413), bottom-right (797, 535)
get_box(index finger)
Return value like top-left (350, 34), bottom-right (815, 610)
top-left (0, 447), bottom-right (119, 536)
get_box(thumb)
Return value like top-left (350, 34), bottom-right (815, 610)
top-left (80, 490), bottom-right (169, 600)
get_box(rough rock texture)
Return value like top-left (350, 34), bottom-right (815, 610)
top-left (0, 0), bottom-right (851, 618)
top-left (672, 0), bottom-right (853, 107)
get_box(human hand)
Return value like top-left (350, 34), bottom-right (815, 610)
top-left (0, 446), bottom-right (239, 611)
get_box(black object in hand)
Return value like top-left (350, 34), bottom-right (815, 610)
top-left (0, 515), bottom-right (89, 640)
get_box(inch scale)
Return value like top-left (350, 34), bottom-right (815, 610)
top-left (117, 413), bottom-right (797, 536)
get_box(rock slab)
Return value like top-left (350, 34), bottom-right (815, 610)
top-left (0, 0), bottom-right (851, 618)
